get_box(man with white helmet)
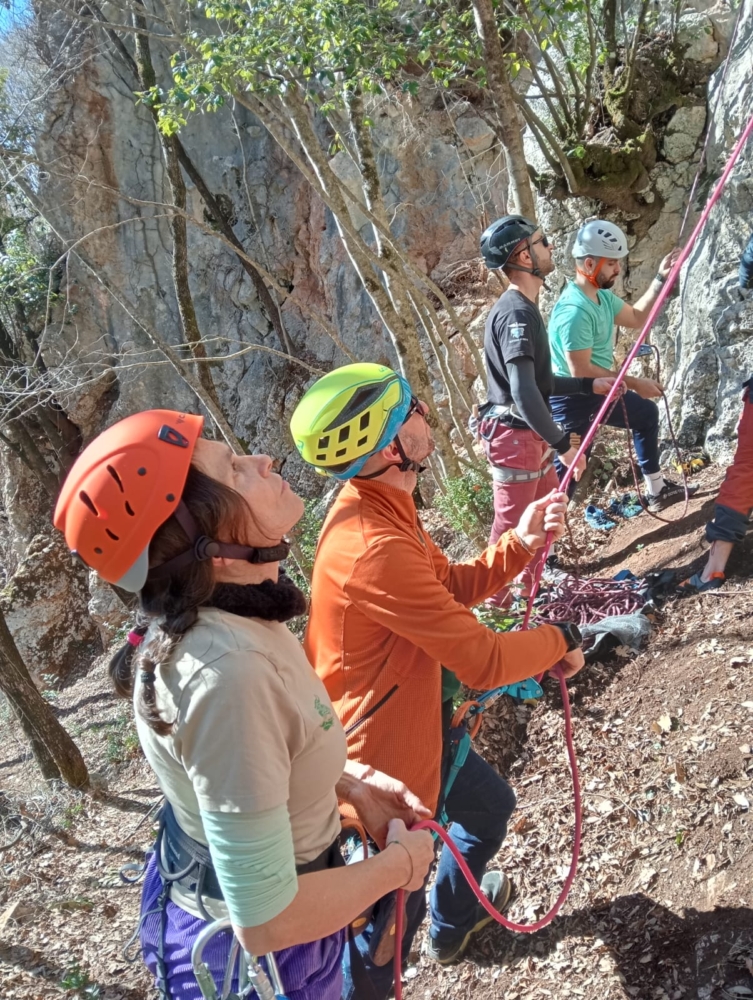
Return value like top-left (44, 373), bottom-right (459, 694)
top-left (548, 219), bottom-right (693, 512)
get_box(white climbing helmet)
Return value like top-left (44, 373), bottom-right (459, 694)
top-left (572, 220), bottom-right (628, 260)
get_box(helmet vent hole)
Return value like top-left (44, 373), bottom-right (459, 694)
top-left (79, 491), bottom-right (99, 516)
top-left (317, 435), bottom-right (330, 449)
top-left (357, 436), bottom-right (368, 446)
top-left (359, 413), bottom-right (370, 431)
top-left (106, 465), bottom-right (124, 492)
top-left (316, 454), bottom-right (327, 461)
top-left (338, 425), bottom-right (350, 443)
top-left (335, 448), bottom-right (347, 458)
top-left (105, 529), bottom-right (120, 541)
top-left (125, 501), bottom-right (135, 516)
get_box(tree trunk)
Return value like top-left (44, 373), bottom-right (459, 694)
top-left (471, 0), bottom-right (537, 219)
top-left (132, 5), bottom-right (223, 412)
top-left (0, 609), bottom-right (89, 788)
top-left (243, 89), bottom-right (464, 474)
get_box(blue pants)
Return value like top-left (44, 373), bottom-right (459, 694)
top-left (550, 389), bottom-right (660, 494)
top-left (341, 748), bottom-right (516, 999)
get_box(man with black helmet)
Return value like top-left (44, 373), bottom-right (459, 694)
top-left (479, 215), bottom-right (617, 606)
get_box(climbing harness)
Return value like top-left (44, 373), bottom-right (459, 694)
top-left (123, 802), bottom-right (353, 1000)
top-left (473, 403), bottom-right (556, 483)
top-left (490, 452), bottom-right (554, 485)
top-left (392, 107), bottom-right (753, 1000)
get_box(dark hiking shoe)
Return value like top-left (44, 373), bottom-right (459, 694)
top-left (425, 871), bottom-right (513, 966)
top-left (647, 478), bottom-right (698, 513)
top-left (676, 571), bottom-right (725, 595)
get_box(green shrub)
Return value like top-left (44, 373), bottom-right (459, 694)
top-left (60, 963), bottom-right (101, 998)
top-left (433, 466), bottom-right (494, 541)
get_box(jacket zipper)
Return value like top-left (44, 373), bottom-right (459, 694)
top-left (345, 684), bottom-right (399, 737)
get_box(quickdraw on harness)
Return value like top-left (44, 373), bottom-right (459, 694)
top-left (392, 107), bottom-right (753, 1000)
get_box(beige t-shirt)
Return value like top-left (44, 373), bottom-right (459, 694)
top-left (135, 608), bottom-right (346, 917)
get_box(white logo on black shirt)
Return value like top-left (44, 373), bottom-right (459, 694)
top-left (510, 323), bottom-right (527, 340)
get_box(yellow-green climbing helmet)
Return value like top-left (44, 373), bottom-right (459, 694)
top-left (290, 363), bottom-right (413, 480)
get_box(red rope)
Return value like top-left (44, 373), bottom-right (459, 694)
top-left (394, 665), bottom-right (579, 1000)
top-left (391, 109), bottom-right (753, 999)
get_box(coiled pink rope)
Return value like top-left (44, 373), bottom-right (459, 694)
top-left (392, 109), bottom-right (753, 1000)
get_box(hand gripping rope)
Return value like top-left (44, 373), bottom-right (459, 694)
top-left (393, 109), bottom-right (753, 1000)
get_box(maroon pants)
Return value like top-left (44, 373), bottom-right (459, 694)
top-left (482, 423), bottom-right (558, 606)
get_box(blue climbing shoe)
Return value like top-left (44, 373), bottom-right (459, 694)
top-left (608, 493), bottom-right (644, 519)
top-left (585, 504), bottom-right (617, 531)
top-left (676, 571), bottom-right (724, 596)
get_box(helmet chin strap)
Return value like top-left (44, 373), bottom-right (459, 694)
top-left (355, 434), bottom-right (426, 480)
top-left (576, 257), bottom-right (606, 288)
top-left (149, 501), bottom-right (290, 579)
top-left (505, 238), bottom-right (548, 286)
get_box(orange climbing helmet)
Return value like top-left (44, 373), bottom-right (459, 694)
top-left (54, 410), bottom-right (204, 592)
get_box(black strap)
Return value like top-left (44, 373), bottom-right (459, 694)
top-left (149, 501), bottom-right (290, 579)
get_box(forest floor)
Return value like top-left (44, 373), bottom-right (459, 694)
top-left (0, 462), bottom-right (751, 1000)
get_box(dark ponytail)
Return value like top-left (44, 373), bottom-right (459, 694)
top-left (106, 466), bottom-right (254, 735)
top-left (108, 620), bottom-right (149, 698)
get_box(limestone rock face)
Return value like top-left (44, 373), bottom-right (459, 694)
top-left (87, 571), bottom-right (130, 646)
top-left (660, 0), bottom-right (753, 464)
top-left (663, 106), bottom-right (708, 166)
top-left (677, 13), bottom-right (720, 64)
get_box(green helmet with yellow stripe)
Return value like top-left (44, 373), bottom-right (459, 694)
top-left (290, 363), bottom-right (413, 480)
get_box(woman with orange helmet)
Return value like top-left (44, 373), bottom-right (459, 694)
top-left (54, 409), bottom-right (433, 1000)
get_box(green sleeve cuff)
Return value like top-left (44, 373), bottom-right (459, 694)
top-left (201, 806), bottom-right (297, 928)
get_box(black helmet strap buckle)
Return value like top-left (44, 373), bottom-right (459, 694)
top-left (149, 502), bottom-right (290, 580)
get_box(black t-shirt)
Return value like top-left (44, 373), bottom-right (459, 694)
top-left (484, 289), bottom-right (554, 407)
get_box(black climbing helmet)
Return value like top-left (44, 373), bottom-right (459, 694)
top-left (480, 215), bottom-right (538, 270)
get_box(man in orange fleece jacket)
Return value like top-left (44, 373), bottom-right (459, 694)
top-left (291, 364), bottom-right (584, 996)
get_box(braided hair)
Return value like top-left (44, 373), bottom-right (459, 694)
top-left (107, 466), bottom-right (254, 734)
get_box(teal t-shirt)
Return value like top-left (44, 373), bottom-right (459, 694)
top-left (548, 281), bottom-right (624, 376)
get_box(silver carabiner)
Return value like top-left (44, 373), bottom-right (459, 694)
top-left (191, 918), bottom-right (288, 999)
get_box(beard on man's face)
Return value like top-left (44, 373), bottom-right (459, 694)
top-left (400, 424), bottom-right (435, 463)
top-left (540, 254), bottom-right (556, 277)
top-left (597, 271), bottom-right (617, 289)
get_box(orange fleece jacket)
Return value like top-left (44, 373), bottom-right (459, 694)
top-left (303, 478), bottom-right (567, 813)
